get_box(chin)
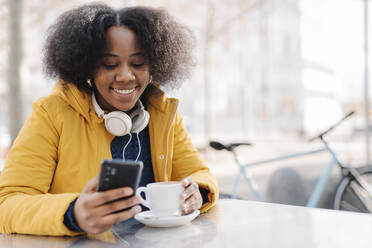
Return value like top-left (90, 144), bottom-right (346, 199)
top-left (116, 103), bottom-right (136, 112)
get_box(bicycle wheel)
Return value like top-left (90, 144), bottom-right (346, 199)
top-left (333, 165), bottom-right (372, 213)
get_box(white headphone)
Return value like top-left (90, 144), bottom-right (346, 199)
top-left (92, 92), bottom-right (150, 136)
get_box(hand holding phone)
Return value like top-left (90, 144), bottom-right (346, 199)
top-left (73, 160), bottom-right (143, 234)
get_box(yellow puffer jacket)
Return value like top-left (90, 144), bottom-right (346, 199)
top-left (0, 81), bottom-right (218, 236)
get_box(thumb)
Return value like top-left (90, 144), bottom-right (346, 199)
top-left (181, 177), bottom-right (192, 187)
top-left (82, 176), bottom-right (99, 193)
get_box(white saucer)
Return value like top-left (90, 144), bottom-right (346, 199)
top-left (134, 210), bottom-right (200, 228)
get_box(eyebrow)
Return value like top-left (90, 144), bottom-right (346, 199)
top-left (103, 52), bottom-right (144, 57)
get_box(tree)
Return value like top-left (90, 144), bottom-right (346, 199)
top-left (7, 0), bottom-right (23, 144)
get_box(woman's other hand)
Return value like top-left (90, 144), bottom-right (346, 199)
top-left (180, 177), bottom-right (203, 214)
top-left (73, 176), bottom-right (142, 234)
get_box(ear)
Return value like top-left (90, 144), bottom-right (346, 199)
top-left (148, 75), bottom-right (153, 84)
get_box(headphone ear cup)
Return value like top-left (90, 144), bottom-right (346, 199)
top-left (130, 109), bottom-right (150, 133)
top-left (104, 111), bottom-right (132, 136)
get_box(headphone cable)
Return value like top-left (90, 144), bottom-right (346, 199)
top-left (121, 132), bottom-right (142, 162)
top-left (135, 133), bottom-right (141, 162)
top-left (122, 133), bottom-right (132, 160)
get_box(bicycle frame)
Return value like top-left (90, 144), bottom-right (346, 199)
top-left (231, 142), bottom-right (340, 208)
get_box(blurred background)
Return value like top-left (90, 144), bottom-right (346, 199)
top-left (0, 0), bottom-right (371, 208)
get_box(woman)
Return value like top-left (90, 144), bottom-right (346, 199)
top-left (0, 3), bottom-right (218, 236)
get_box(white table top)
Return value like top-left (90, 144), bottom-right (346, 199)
top-left (1, 199), bottom-right (372, 248)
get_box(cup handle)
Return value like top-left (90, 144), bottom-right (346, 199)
top-left (136, 187), bottom-right (151, 209)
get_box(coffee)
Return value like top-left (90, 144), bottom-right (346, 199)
top-left (136, 181), bottom-right (184, 217)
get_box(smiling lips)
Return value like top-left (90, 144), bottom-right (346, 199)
top-left (112, 87), bottom-right (136, 95)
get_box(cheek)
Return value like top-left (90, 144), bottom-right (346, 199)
top-left (94, 70), bottom-right (114, 87)
top-left (137, 69), bottom-right (150, 85)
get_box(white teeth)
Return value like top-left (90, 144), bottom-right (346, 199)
top-left (113, 88), bottom-right (135, 94)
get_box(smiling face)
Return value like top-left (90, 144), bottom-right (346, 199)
top-left (93, 26), bottom-right (151, 113)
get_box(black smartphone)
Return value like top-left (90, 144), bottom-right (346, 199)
top-left (97, 159), bottom-right (143, 197)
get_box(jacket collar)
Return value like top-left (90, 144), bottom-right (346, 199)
top-left (53, 80), bottom-right (101, 123)
top-left (146, 84), bottom-right (179, 113)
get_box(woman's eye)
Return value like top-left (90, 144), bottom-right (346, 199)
top-left (132, 63), bottom-right (145, 68)
top-left (103, 64), bottom-right (118, 70)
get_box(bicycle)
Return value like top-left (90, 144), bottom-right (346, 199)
top-left (210, 111), bottom-right (372, 213)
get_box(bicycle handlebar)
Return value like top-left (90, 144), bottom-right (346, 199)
top-left (308, 111), bottom-right (355, 142)
top-left (209, 141), bottom-right (252, 151)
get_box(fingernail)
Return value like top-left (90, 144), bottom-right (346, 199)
top-left (124, 188), bottom-right (133, 195)
top-left (133, 206), bottom-right (141, 214)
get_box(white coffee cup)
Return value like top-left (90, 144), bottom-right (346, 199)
top-left (136, 181), bottom-right (184, 217)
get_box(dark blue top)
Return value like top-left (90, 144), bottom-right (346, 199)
top-left (110, 126), bottom-right (155, 188)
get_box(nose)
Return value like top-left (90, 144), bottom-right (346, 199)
top-left (115, 65), bottom-right (135, 82)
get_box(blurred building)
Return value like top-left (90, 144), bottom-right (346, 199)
top-left (0, 0), bottom-right (369, 153)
